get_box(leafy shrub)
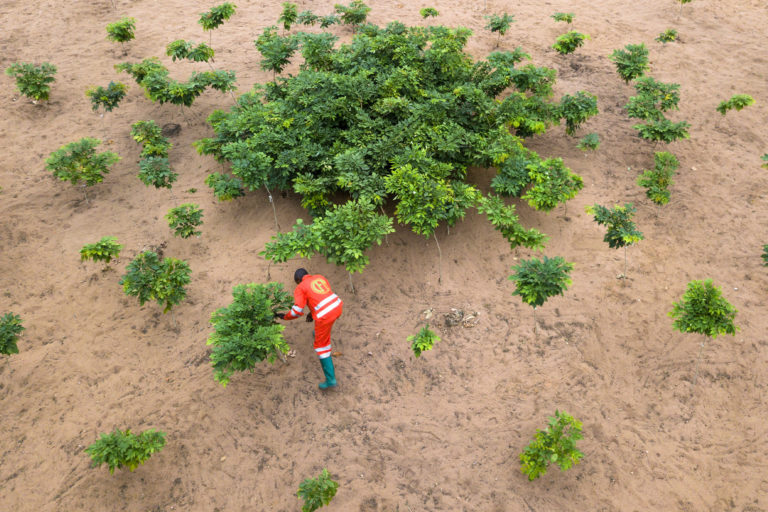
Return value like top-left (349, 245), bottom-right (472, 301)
top-left (255, 26), bottom-right (300, 77)
top-left (586, 203), bottom-right (643, 278)
top-left (138, 156), bottom-right (177, 189)
top-left (319, 14), bottom-right (340, 28)
top-left (0, 313), bottom-right (24, 356)
top-left (199, 3), bottom-right (236, 32)
top-left (625, 77), bottom-right (680, 121)
top-left (558, 91), bottom-right (598, 135)
top-left (551, 12), bottom-right (574, 24)
top-left (131, 120), bottom-right (172, 158)
top-left (610, 43), bottom-right (649, 83)
top-left (408, 325), bottom-right (440, 357)
top-left (86, 81), bottom-right (127, 113)
top-left (678, 0), bottom-right (693, 15)
top-left (120, 252), bottom-right (191, 313)
top-left (509, 256), bottom-right (573, 309)
top-left (80, 236), bottom-right (123, 266)
top-left (520, 411), bottom-right (583, 481)
top-left (85, 428), bottom-right (166, 474)
top-left (297, 469), bottom-right (339, 512)
top-left (46, 138), bottom-right (120, 197)
top-left (278, 2), bottom-right (299, 31)
top-left (553, 31), bottom-right (589, 55)
top-left (716, 94), bottom-right (754, 115)
top-left (5, 62), bottom-right (57, 102)
top-left (762, 245), bottom-right (768, 266)
top-left (577, 132), bottom-right (600, 151)
top-left (420, 7), bottom-right (439, 18)
top-left (477, 194), bottom-right (548, 251)
top-left (634, 118), bottom-right (690, 143)
top-left (522, 158), bottom-right (584, 213)
top-left (106, 17), bottom-right (136, 45)
top-left (655, 29), bottom-right (678, 43)
top-left (166, 204), bottom-right (203, 238)
top-left (205, 172), bottom-right (245, 201)
top-left (207, 283), bottom-right (293, 386)
top-left (297, 10), bottom-right (320, 25)
top-left (334, 1), bottom-right (371, 28)
top-left (167, 40), bottom-right (215, 63)
top-left (637, 151), bottom-right (679, 204)
top-left (485, 13), bottom-right (515, 42)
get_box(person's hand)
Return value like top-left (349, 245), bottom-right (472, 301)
top-left (306, 311), bottom-right (313, 322)
top-left (274, 312), bottom-right (285, 320)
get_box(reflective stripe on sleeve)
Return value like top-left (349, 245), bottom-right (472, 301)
top-left (291, 305), bottom-right (303, 314)
top-left (314, 294), bottom-right (338, 311)
top-left (315, 298), bottom-right (341, 319)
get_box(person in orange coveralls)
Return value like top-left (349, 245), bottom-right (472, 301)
top-left (275, 268), bottom-right (343, 389)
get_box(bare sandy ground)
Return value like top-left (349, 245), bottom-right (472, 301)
top-left (1, 0), bottom-right (767, 510)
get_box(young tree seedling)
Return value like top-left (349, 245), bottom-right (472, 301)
top-left (669, 279), bottom-right (738, 387)
top-left (677, 0), bottom-right (692, 17)
top-left (477, 194), bottom-right (548, 251)
top-left (278, 2), bottom-right (298, 32)
top-left (484, 13), bottom-right (515, 46)
top-left (409, 324), bottom-right (440, 358)
top-left (255, 26), bottom-right (299, 81)
top-left (85, 81), bottom-right (127, 113)
top-left (334, 1), bottom-right (371, 30)
top-left (138, 156), bottom-right (177, 190)
top-left (106, 17), bottom-right (136, 55)
top-left (552, 31), bottom-right (589, 55)
top-left (551, 12), bottom-right (574, 24)
top-left (523, 158), bottom-right (584, 218)
top-left (625, 77), bottom-right (681, 121)
top-left (762, 244), bottom-right (768, 266)
top-left (609, 43), bottom-right (649, 84)
top-left (85, 428), bottom-right (166, 474)
top-left (420, 7), bottom-right (439, 18)
top-left (199, 2), bottom-right (236, 45)
top-left (166, 204), bottom-right (203, 239)
top-left (120, 251), bottom-right (191, 319)
top-left (577, 133), bottom-right (600, 152)
top-left (297, 468), bottom-right (339, 512)
top-left (46, 138), bottom-right (120, 202)
top-left (586, 203), bottom-right (643, 281)
top-left (5, 62), bottom-right (57, 103)
top-left (634, 118), bottom-right (690, 144)
top-left (131, 120), bottom-right (172, 158)
top-left (205, 172), bottom-right (244, 201)
top-left (716, 94), bottom-right (754, 115)
top-left (637, 151), bottom-right (679, 205)
top-left (559, 91), bottom-right (598, 135)
top-left (520, 410), bottom-right (583, 481)
top-left (508, 256), bottom-right (573, 333)
top-left (297, 10), bottom-right (320, 25)
top-left (80, 236), bottom-right (123, 270)
top-left (207, 283), bottom-right (294, 386)
top-left (655, 29), bottom-right (678, 43)
top-left (0, 313), bottom-right (24, 356)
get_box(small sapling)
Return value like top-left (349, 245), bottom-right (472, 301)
top-left (520, 410), bottom-right (583, 481)
top-left (334, 1), bottom-right (371, 29)
top-left (586, 203), bottom-right (643, 280)
top-left (85, 81), bottom-right (127, 113)
top-left (420, 7), bottom-right (439, 18)
top-left (508, 256), bottom-right (573, 333)
top-left (0, 313), bottom-right (24, 356)
top-left (46, 138), bottom-right (120, 201)
top-left (85, 428), bottom-right (166, 474)
top-left (485, 13), bottom-right (515, 46)
top-left (255, 26), bottom-right (300, 80)
top-left (319, 14), bottom-right (340, 28)
top-left (297, 469), bottom-right (339, 512)
top-left (297, 10), bottom-right (320, 25)
top-left (278, 2), bottom-right (298, 32)
top-left (477, 194), bottom-right (548, 251)
top-left (634, 118), bottom-right (690, 144)
top-left (637, 151), bottom-right (679, 205)
top-left (716, 94), bottom-right (754, 115)
top-left (80, 236), bottom-right (123, 269)
top-left (205, 172), bottom-right (244, 201)
top-left (120, 251), bottom-right (191, 314)
top-left (609, 43), bottom-right (649, 84)
top-left (559, 91), bottom-right (598, 135)
top-left (551, 12), bottom-right (574, 24)
top-left (5, 62), bottom-right (57, 103)
top-left (677, 0), bottom-right (692, 16)
top-left (131, 120), bottom-right (172, 158)
top-left (408, 324), bottom-right (440, 358)
top-left (655, 29), bottom-right (678, 43)
top-left (199, 2), bottom-right (236, 44)
top-left (669, 279), bottom-right (738, 387)
top-left (166, 204), bottom-right (203, 238)
top-left (552, 31), bottom-right (589, 55)
top-left (138, 156), bottom-right (177, 190)
top-left (762, 245), bottom-right (768, 266)
top-left (106, 17), bottom-right (136, 54)
top-left (522, 158), bottom-right (584, 216)
top-left (577, 133), bottom-right (600, 152)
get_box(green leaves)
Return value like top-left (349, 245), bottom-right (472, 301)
top-left (199, 3), bottom-right (236, 32)
top-left (205, 172), bottom-right (244, 201)
top-left (80, 237), bottom-right (123, 266)
top-left (131, 120), bottom-right (172, 158)
top-left (166, 204), bottom-right (203, 239)
top-left (5, 62), bottom-right (57, 101)
top-left (485, 12), bottom-right (515, 36)
top-left (523, 158), bottom-right (583, 213)
top-left (85, 81), bottom-right (127, 113)
top-left (207, 283), bottom-right (293, 386)
top-left (762, 154), bottom-right (768, 170)
top-left (408, 324), bottom-right (441, 358)
top-left (138, 156), bottom-right (177, 189)
top-left (297, 468), bottom-right (339, 512)
top-left (637, 151), bottom-right (679, 205)
top-left (119, 252), bottom-right (191, 313)
top-left (633, 118), bottom-right (690, 143)
top-left (558, 91), bottom-right (598, 135)
top-left (609, 43), bottom-right (649, 84)
top-left (278, 2), bottom-right (299, 31)
top-left (46, 138), bottom-right (120, 188)
top-left (520, 411), bottom-right (583, 481)
top-left (255, 26), bottom-right (299, 75)
top-left (0, 313), bottom-right (24, 356)
top-left (85, 428), bottom-right (166, 474)
top-left (552, 31), bottom-right (589, 55)
top-left (655, 29), bottom-right (678, 43)
top-left (551, 12), bottom-right (574, 24)
top-left (577, 133), bottom-right (600, 152)
top-left (106, 17), bottom-right (136, 44)
top-left (586, 203), bottom-right (643, 249)
top-left (716, 94), bottom-right (755, 115)
top-left (509, 256), bottom-right (573, 309)
top-left (477, 194), bottom-right (547, 251)
top-left (166, 40), bottom-right (215, 63)
top-left (669, 280), bottom-right (738, 339)
top-left (420, 7), bottom-right (439, 18)
top-left (334, 1), bottom-right (371, 28)
top-left (762, 245), bottom-right (768, 266)
top-left (625, 77), bottom-right (680, 121)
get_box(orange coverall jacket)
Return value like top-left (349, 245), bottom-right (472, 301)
top-left (283, 274), bottom-right (343, 359)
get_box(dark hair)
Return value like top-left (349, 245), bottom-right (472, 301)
top-left (294, 268), bottom-right (309, 283)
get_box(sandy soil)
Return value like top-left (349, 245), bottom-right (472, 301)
top-left (1, 0), bottom-right (768, 510)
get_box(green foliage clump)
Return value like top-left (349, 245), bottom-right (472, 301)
top-left (297, 11), bottom-right (320, 26)
top-left (199, 3), bottom-right (236, 32)
top-left (634, 118), bottom-right (690, 143)
top-left (254, 26), bottom-right (300, 77)
top-left (520, 411), bottom-right (583, 481)
top-left (86, 81), bottom-right (127, 113)
top-left (131, 120), bottom-right (172, 158)
top-left (477, 194), bottom-right (548, 251)
top-left (106, 17), bottom-right (136, 44)
top-left (553, 31), bottom-right (589, 55)
top-left (762, 154), bottom-right (768, 169)
top-left (625, 76), bottom-right (680, 121)
top-left (420, 7), bottom-right (439, 18)
top-left (205, 172), bottom-right (245, 201)
top-left (334, 1), bottom-right (371, 28)
top-left (0, 313), bottom-right (24, 356)
top-left (716, 94), bottom-right (754, 115)
top-left (297, 469), bottom-right (339, 512)
top-left (138, 156), bottom-right (177, 189)
top-left (609, 43), bottom-right (649, 84)
top-left (80, 236), bottom-right (123, 266)
top-left (5, 62), bottom-right (57, 102)
top-left (485, 12), bottom-right (515, 41)
top-left (551, 12), bottom-right (574, 24)
top-left (586, 203), bottom-right (643, 249)
top-left (637, 151), bottom-right (679, 205)
top-left (167, 40), bottom-right (215, 63)
top-left (577, 132), bottom-right (600, 152)
top-left (46, 138), bottom-right (120, 192)
top-left (278, 2), bottom-right (299, 31)
top-left (558, 91), bottom-right (598, 135)
top-left (762, 245), bottom-right (768, 266)
top-left (509, 256), bottom-right (573, 309)
top-left (669, 280), bottom-right (738, 338)
top-left (655, 29), bottom-right (678, 43)
top-left (207, 283), bottom-right (294, 386)
top-left (522, 158), bottom-right (584, 213)
top-left (120, 252), bottom-right (191, 313)
top-left (85, 428), bottom-right (166, 474)
top-left (166, 204), bottom-right (203, 239)
top-left (408, 324), bottom-right (440, 358)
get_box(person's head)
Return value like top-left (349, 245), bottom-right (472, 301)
top-left (294, 268), bottom-right (309, 284)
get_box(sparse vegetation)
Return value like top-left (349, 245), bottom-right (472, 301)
top-left (0, 313), bottom-right (24, 356)
top-left (520, 411), bottom-right (583, 481)
top-left (85, 428), bottom-right (166, 474)
top-left (5, 62), bottom-right (57, 102)
top-left (577, 132), bottom-right (600, 151)
top-left (610, 43), bottom-right (649, 84)
top-left (408, 325), bottom-right (440, 357)
top-left (553, 31), bottom-right (589, 55)
top-left (297, 469), bottom-right (339, 512)
top-left (716, 94), bottom-right (755, 115)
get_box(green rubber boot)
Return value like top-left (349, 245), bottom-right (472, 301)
top-left (318, 356), bottom-right (337, 390)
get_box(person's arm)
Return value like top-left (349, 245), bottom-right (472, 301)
top-left (282, 285), bottom-right (307, 320)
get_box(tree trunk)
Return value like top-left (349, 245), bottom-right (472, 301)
top-left (533, 307), bottom-right (537, 335)
top-left (434, 232), bottom-right (442, 284)
top-left (692, 339), bottom-right (707, 387)
top-left (265, 185), bottom-right (280, 231)
top-left (348, 272), bottom-right (356, 294)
